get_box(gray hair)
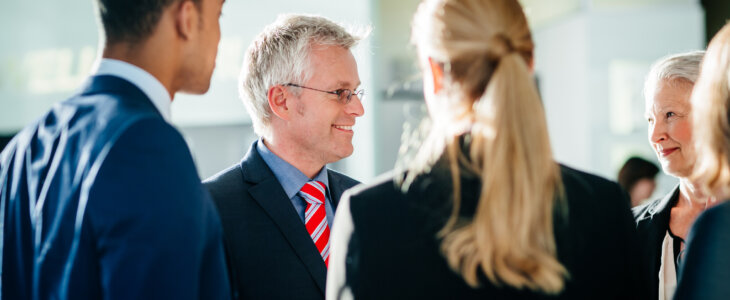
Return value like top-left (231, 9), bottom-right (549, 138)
top-left (644, 50), bottom-right (705, 101)
top-left (240, 14), bottom-right (364, 137)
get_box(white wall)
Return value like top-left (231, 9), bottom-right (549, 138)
top-left (533, 1), bottom-right (704, 196)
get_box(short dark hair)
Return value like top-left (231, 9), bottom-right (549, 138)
top-left (97, 0), bottom-right (202, 44)
top-left (618, 157), bottom-right (660, 193)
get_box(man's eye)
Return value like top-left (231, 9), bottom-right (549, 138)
top-left (667, 112), bottom-right (675, 118)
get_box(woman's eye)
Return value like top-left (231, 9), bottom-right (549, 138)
top-left (666, 112), bottom-right (675, 118)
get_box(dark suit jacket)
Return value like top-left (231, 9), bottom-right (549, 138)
top-left (204, 142), bottom-right (359, 299)
top-left (675, 201), bottom-right (730, 299)
top-left (0, 75), bottom-right (230, 300)
top-left (329, 162), bottom-right (646, 299)
top-left (632, 185), bottom-right (680, 299)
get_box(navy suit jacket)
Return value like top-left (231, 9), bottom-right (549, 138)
top-left (675, 201), bottom-right (730, 299)
top-left (203, 142), bottom-right (359, 299)
top-left (0, 75), bottom-right (230, 300)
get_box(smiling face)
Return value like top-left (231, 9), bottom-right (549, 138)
top-left (645, 79), bottom-right (695, 178)
top-left (285, 44), bottom-right (364, 165)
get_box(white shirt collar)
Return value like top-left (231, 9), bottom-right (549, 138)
top-left (91, 58), bottom-right (172, 122)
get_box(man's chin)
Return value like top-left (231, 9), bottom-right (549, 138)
top-left (179, 79), bottom-right (213, 95)
top-left (329, 148), bottom-right (355, 163)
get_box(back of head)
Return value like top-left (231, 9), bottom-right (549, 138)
top-left (618, 157), bottom-right (660, 192)
top-left (96, 0), bottom-right (200, 44)
top-left (410, 0), bottom-right (566, 294)
top-left (240, 14), bottom-right (362, 138)
top-left (691, 24), bottom-right (730, 197)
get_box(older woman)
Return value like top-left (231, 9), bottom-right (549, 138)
top-left (674, 24), bottom-right (730, 299)
top-left (326, 0), bottom-right (643, 299)
top-left (633, 50), bottom-right (708, 300)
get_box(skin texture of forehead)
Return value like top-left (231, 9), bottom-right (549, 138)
top-left (646, 79), bottom-right (693, 115)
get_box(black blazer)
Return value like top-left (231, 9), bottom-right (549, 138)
top-left (675, 201), bottom-right (730, 299)
top-left (632, 185), bottom-right (680, 300)
top-left (328, 163), bottom-right (646, 299)
top-left (204, 141), bottom-right (359, 300)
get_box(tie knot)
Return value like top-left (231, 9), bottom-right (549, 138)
top-left (299, 181), bottom-right (326, 205)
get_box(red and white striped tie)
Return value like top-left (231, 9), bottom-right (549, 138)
top-left (299, 181), bottom-right (331, 267)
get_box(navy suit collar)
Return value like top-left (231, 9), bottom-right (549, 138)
top-left (238, 141), bottom-right (328, 294)
top-left (77, 75), bottom-right (162, 119)
top-left (327, 171), bottom-right (345, 209)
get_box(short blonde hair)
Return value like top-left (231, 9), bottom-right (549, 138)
top-left (691, 24), bottom-right (730, 198)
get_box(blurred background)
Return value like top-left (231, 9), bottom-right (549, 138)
top-left (1, 0), bottom-right (729, 201)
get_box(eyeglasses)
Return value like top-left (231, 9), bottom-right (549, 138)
top-left (285, 83), bottom-right (365, 104)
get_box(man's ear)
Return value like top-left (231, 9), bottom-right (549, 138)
top-left (268, 85), bottom-right (291, 120)
top-left (174, 0), bottom-right (199, 40)
top-left (428, 57), bottom-right (444, 94)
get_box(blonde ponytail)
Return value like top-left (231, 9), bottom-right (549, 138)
top-left (439, 51), bottom-right (567, 293)
top-left (407, 0), bottom-right (568, 293)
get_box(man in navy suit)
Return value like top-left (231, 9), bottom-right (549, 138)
top-left (203, 14), bottom-right (365, 299)
top-left (0, 0), bottom-right (230, 299)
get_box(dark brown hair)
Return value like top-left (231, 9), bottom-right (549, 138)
top-left (97, 0), bottom-right (202, 44)
top-left (617, 157), bottom-right (659, 193)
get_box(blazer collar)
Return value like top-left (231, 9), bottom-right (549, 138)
top-left (78, 75), bottom-right (162, 119)
top-left (648, 184), bottom-right (681, 216)
top-left (238, 141), bottom-right (328, 294)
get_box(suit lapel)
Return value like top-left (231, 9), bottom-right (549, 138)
top-left (241, 144), bottom-right (327, 293)
top-left (327, 171), bottom-right (344, 209)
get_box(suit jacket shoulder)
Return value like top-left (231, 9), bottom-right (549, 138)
top-left (675, 201), bottom-right (730, 299)
top-left (1, 75), bottom-right (229, 300)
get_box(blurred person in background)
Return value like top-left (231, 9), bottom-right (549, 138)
top-left (203, 14), bottom-right (365, 300)
top-left (674, 23), bottom-right (730, 300)
top-left (0, 0), bottom-right (230, 299)
top-left (326, 0), bottom-right (643, 299)
top-left (633, 50), bottom-right (710, 300)
top-left (618, 156), bottom-right (660, 207)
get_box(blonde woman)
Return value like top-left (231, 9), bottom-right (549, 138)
top-left (326, 0), bottom-right (643, 299)
top-left (674, 23), bottom-right (730, 299)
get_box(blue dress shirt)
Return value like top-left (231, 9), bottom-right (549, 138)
top-left (256, 139), bottom-right (336, 226)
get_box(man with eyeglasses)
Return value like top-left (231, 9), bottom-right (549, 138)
top-left (203, 14), bottom-right (366, 299)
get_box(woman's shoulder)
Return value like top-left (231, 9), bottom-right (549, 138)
top-left (693, 201), bottom-right (730, 233)
top-left (559, 164), bottom-right (623, 196)
top-left (558, 164), bottom-right (634, 220)
top-left (345, 171), bottom-right (403, 201)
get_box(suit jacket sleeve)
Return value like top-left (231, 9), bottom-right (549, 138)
top-left (86, 119), bottom-right (230, 300)
top-left (675, 203), bottom-right (730, 299)
top-left (327, 190), bottom-right (358, 300)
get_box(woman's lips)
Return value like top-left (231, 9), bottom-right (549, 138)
top-left (660, 148), bottom-right (678, 157)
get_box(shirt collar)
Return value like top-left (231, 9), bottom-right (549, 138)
top-left (91, 58), bottom-right (172, 122)
top-left (256, 138), bottom-right (330, 199)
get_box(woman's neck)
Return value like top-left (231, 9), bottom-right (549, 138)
top-left (677, 178), bottom-right (715, 210)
